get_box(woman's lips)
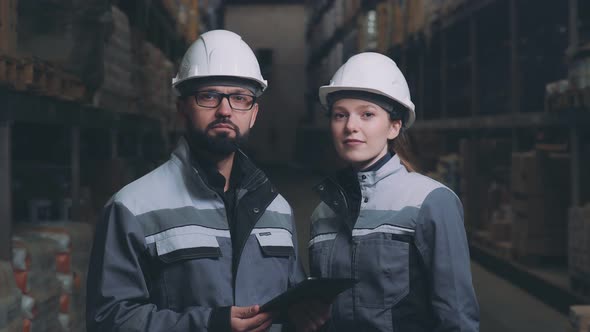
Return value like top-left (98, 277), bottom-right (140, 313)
top-left (343, 139), bottom-right (364, 145)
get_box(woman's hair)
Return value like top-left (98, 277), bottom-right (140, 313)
top-left (389, 127), bottom-right (420, 173)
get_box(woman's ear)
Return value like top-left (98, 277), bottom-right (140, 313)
top-left (387, 119), bottom-right (402, 140)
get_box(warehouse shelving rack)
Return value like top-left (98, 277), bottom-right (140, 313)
top-left (303, 0), bottom-right (590, 311)
top-left (0, 0), bottom-right (198, 261)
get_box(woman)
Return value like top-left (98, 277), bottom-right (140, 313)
top-left (307, 52), bottom-right (480, 331)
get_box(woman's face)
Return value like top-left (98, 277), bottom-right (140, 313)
top-left (330, 98), bottom-right (401, 170)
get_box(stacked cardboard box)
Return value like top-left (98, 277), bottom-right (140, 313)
top-left (94, 6), bottom-right (137, 114)
top-left (161, 0), bottom-right (200, 43)
top-left (569, 205), bottom-right (590, 284)
top-left (12, 234), bottom-right (61, 332)
top-left (458, 138), bottom-right (512, 235)
top-left (343, 0), bottom-right (361, 22)
top-left (136, 41), bottom-right (176, 119)
top-left (407, 0), bottom-right (426, 36)
top-left (511, 150), bottom-right (570, 260)
top-left (0, 261), bottom-right (22, 332)
top-left (391, 0), bottom-right (405, 47)
top-left (0, 0), bottom-right (17, 55)
top-left (15, 222), bottom-right (94, 332)
top-left (376, 1), bottom-right (392, 53)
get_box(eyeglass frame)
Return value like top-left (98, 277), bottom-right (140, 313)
top-left (186, 90), bottom-right (258, 111)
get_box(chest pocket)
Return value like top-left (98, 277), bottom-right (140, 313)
top-left (155, 232), bottom-right (222, 263)
top-left (254, 228), bottom-right (295, 257)
top-left (353, 227), bottom-right (413, 309)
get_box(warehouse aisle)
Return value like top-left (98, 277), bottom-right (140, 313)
top-left (472, 262), bottom-right (569, 332)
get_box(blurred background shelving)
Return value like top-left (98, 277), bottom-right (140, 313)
top-left (1, 0), bottom-right (590, 331)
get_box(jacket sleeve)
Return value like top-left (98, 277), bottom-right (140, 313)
top-left (414, 187), bottom-right (480, 332)
top-left (86, 200), bottom-right (231, 332)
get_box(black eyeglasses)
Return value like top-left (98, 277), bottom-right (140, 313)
top-left (191, 91), bottom-right (257, 111)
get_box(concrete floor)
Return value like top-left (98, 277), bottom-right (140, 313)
top-left (473, 262), bottom-right (568, 332)
top-left (265, 167), bottom-right (570, 331)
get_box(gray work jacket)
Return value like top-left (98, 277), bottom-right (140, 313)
top-left (86, 138), bottom-right (305, 331)
top-left (309, 155), bottom-right (479, 331)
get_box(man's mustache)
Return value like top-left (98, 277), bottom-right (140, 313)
top-left (206, 118), bottom-right (239, 132)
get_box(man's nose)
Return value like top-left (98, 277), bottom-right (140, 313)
top-left (216, 96), bottom-right (233, 117)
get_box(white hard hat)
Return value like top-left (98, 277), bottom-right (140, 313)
top-left (319, 52), bottom-right (416, 128)
top-left (172, 30), bottom-right (267, 95)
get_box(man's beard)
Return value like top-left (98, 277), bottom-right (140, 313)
top-left (186, 118), bottom-right (249, 156)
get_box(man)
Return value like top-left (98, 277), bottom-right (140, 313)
top-left (86, 30), bottom-right (310, 332)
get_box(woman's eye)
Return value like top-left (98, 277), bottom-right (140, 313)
top-left (362, 112), bottom-right (375, 118)
top-left (332, 113), bottom-right (346, 119)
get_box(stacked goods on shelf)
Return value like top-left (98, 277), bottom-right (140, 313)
top-left (424, 0), bottom-right (443, 29)
top-left (12, 234), bottom-right (61, 332)
top-left (136, 40), bottom-right (176, 119)
top-left (459, 138), bottom-right (512, 236)
top-left (570, 52), bottom-right (590, 91)
top-left (390, 0), bottom-right (405, 47)
top-left (511, 149), bottom-right (570, 261)
top-left (426, 153), bottom-right (460, 194)
top-left (0, 0), bottom-right (18, 55)
top-left (94, 6), bottom-right (137, 114)
top-left (569, 204), bottom-right (590, 287)
top-left (407, 0), bottom-right (426, 37)
top-left (162, 0), bottom-right (200, 43)
top-left (183, 0), bottom-right (200, 43)
top-left (343, 0), bottom-right (361, 22)
top-left (0, 53), bottom-right (86, 102)
top-left (486, 202), bottom-right (514, 259)
top-left (17, 0), bottom-right (111, 95)
top-left (0, 261), bottom-right (22, 332)
top-left (545, 47), bottom-right (590, 112)
top-left (15, 222), bottom-right (93, 332)
top-left (441, 0), bottom-right (468, 16)
top-left (568, 306), bottom-right (590, 332)
top-left (376, 1), bottom-right (392, 53)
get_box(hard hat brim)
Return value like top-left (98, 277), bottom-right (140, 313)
top-left (173, 75), bottom-right (268, 96)
top-left (319, 85), bottom-right (416, 128)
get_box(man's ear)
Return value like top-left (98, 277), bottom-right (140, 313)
top-left (249, 103), bottom-right (259, 129)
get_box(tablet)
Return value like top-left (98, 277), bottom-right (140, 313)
top-left (260, 277), bottom-right (358, 313)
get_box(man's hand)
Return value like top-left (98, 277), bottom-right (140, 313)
top-left (231, 305), bottom-right (273, 332)
top-left (288, 300), bottom-right (331, 332)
